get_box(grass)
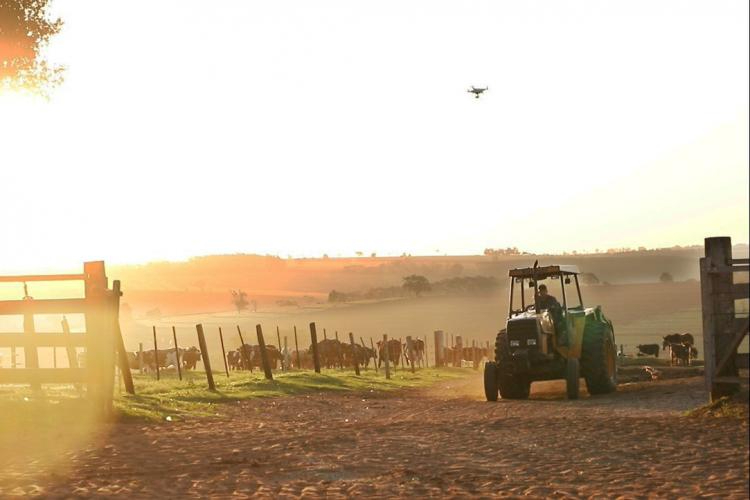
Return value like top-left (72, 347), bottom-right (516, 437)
top-left (684, 395), bottom-right (749, 419)
top-left (0, 367), bottom-right (470, 424)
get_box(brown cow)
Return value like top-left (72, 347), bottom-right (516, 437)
top-left (181, 346), bottom-right (202, 370)
top-left (376, 339), bottom-right (402, 367)
top-left (313, 339), bottom-right (343, 369)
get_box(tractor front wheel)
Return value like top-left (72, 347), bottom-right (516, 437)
top-left (484, 361), bottom-right (499, 401)
top-left (581, 320), bottom-right (618, 395)
top-left (494, 331), bottom-right (531, 399)
top-left (566, 357), bottom-right (580, 399)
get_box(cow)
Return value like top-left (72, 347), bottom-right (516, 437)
top-left (636, 344), bottom-right (660, 357)
top-left (313, 339), bottom-right (344, 369)
top-left (181, 346), bottom-right (202, 370)
top-left (668, 343), bottom-right (698, 366)
top-left (376, 339), bottom-right (402, 367)
top-left (355, 345), bottom-right (377, 368)
top-left (662, 333), bottom-right (694, 350)
top-left (296, 350), bottom-right (314, 369)
top-left (403, 339), bottom-right (425, 367)
top-left (240, 344), bottom-right (283, 370)
top-left (226, 350), bottom-right (242, 371)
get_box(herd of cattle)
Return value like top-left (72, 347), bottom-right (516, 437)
top-left (127, 337), bottom-right (487, 373)
top-left (635, 333), bottom-right (698, 366)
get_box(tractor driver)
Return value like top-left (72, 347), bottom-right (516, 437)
top-left (536, 284), bottom-right (560, 311)
top-left (537, 284), bottom-right (568, 345)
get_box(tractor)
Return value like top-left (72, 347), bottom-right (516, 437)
top-left (484, 263), bottom-right (617, 400)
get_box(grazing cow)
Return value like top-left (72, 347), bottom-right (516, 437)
top-left (636, 344), bottom-right (660, 357)
top-left (403, 339), bottom-right (426, 367)
top-left (376, 339), bottom-right (402, 367)
top-left (181, 346), bottom-right (202, 370)
top-left (662, 333), bottom-right (694, 350)
top-left (313, 339), bottom-right (344, 369)
top-left (669, 342), bottom-right (690, 366)
top-left (662, 333), bottom-right (697, 366)
top-left (243, 344), bottom-right (282, 370)
top-left (296, 350), bottom-right (314, 369)
top-left (356, 345), bottom-right (377, 368)
top-left (127, 351), bottom-right (140, 370)
top-left (227, 350), bottom-right (241, 371)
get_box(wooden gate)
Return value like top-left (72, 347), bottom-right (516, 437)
top-left (0, 261), bottom-right (125, 413)
top-left (700, 237), bottom-right (750, 401)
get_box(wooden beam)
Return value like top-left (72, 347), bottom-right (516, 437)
top-left (0, 334), bottom-right (89, 348)
top-left (732, 283), bottom-right (749, 300)
top-left (713, 376), bottom-right (744, 384)
top-left (0, 298), bottom-right (90, 315)
top-left (0, 368), bottom-right (88, 384)
top-left (714, 317), bottom-right (750, 376)
top-left (0, 274), bottom-right (85, 283)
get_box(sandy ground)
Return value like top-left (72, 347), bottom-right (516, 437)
top-left (1, 375), bottom-right (748, 498)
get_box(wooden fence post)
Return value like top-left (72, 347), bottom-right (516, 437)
top-left (370, 338), bottom-right (379, 373)
top-left (111, 282), bottom-right (135, 395)
top-left (335, 331), bottom-right (343, 369)
top-left (424, 335), bottom-right (430, 368)
top-left (218, 327), bottom-right (230, 377)
top-left (138, 342), bottom-right (143, 374)
top-left (349, 332), bottom-right (360, 375)
top-left (294, 325), bottom-right (301, 370)
top-left (359, 337), bottom-right (368, 370)
top-left (382, 334), bottom-right (391, 380)
top-left (195, 324), bottom-right (216, 390)
top-left (472, 340), bottom-right (479, 370)
top-left (434, 330), bottom-right (444, 367)
top-left (152, 326), bottom-right (160, 381)
top-left (405, 336), bottom-right (416, 373)
top-left (310, 322), bottom-right (321, 373)
top-left (276, 326), bottom-right (283, 370)
top-left (172, 326), bottom-right (183, 381)
top-left (237, 325), bottom-right (252, 372)
top-left (455, 335), bottom-right (463, 367)
top-left (61, 315), bottom-right (77, 369)
top-left (323, 328), bottom-right (327, 340)
top-left (701, 236), bottom-right (747, 400)
top-left (284, 336), bottom-right (289, 371)
top-left (256, 324), bottom-right (273, 381)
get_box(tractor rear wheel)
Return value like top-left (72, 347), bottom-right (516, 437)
top-left (566, 357), bottom-right (580, 399)
top-left (581, 319), bottom-right (617, 395)
top-left (494, 331), bottom-right (531, 399)
top-left (484, 361), bottom-right (498, 401)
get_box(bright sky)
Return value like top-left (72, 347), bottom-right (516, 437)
top-left (1, 0), bottom-right (748, 273)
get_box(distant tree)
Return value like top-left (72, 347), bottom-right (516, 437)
top-left (231, 290), bottom-right (249, 313)
top-left (371, 252), bottom-right (376, 258)
top-left (355, 251), bottom-right (363, 257)
top-left (659, 272), bottom-right (674, 283)
top-left (0, 0), bottom-right (64, 95)
top-left (402, 275), bottom-right (431, 297)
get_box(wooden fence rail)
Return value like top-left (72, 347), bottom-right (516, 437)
top-left (700, 236), bottom-right (750, 401)
top-left (0, 261), bottom-right (129, 414)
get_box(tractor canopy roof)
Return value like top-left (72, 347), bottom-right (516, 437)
top-left (508, 265), bottom-right (580, 280)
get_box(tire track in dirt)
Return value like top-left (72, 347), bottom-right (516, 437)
top-left (1, 375), bottom-right (747, 498)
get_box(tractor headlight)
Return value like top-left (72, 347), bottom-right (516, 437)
top-left (509, 340), bottom-right (520, 347)
top-left (527, 339), bottom-right (537, 346)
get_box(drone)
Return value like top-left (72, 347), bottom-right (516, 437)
top-left (467, 86), bottom-right (488, 98)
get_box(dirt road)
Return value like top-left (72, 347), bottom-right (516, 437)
top-left (2, 375), bottom-right (748, 498)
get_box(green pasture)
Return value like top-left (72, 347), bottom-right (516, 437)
top-left (0, 367), bottom-right (470, 425)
